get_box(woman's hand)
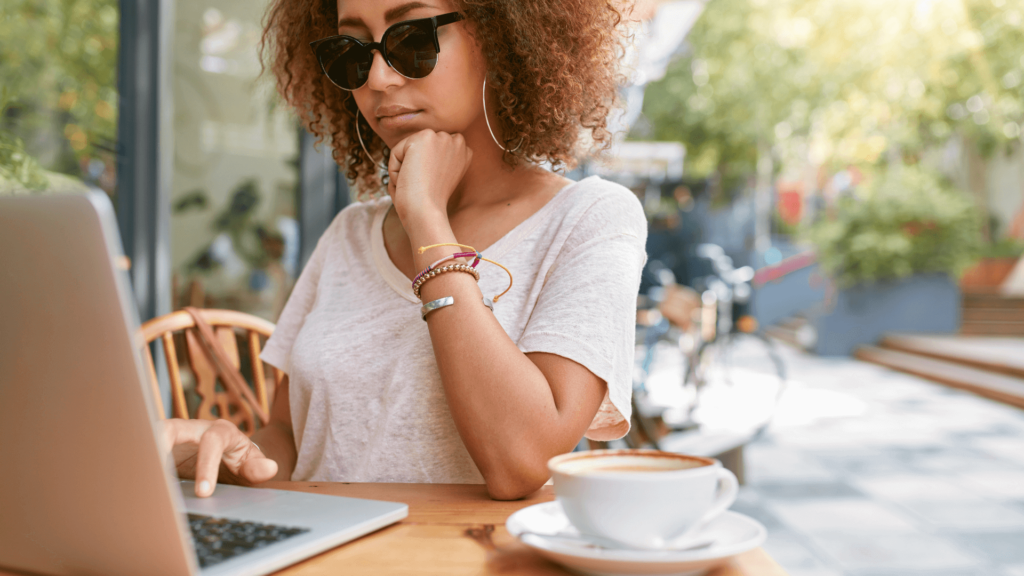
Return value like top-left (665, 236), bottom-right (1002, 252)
top-left (162, 418), bottom-right (279, 497)
top-left (387, 129), bottom-right (473, 226)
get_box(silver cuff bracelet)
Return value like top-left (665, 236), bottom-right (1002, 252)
top-left (421, 296), bottom-right (495, 321)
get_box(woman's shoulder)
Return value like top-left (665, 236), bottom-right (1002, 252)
top-left (559, 176), bottom-right (647, 239)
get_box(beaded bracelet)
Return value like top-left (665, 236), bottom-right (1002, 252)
top-left (417, 243), bottom-right (514, 302)
top-left (412, 263), bottom-right (481, 300)
top-left (411, 251), bottom-right (481, 287)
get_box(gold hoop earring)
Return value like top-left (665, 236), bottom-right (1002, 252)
top-left (483, 78), bottom-right (523, 153)
top-left (355, 109), bottom-right (387, 169)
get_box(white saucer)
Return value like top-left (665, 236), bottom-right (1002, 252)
top-left (506, 501), bottom-right (766, 576)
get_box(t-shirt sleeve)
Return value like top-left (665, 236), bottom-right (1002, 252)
top-left (516, 187), bottom-right (648, 441)
top-left (260, 231), bottom-right (329, 375)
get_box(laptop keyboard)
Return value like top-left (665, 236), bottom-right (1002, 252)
top-left (187, 513), bottom-right (311, 568)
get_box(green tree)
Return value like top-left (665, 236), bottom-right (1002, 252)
top-left (640, 0), bottom-right (1024, 189)
top-left (0, 0), bottom-right (119, 180)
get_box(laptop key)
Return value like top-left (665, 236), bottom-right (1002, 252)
top-left (187, 513), bottom-right (310, 568)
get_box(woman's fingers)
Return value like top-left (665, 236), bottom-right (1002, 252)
top-left (194, 420), bottom-right (239, 496)
top-left (164, 416), bottom-right (209, 447)
top-left (387, 138), bottom-right (407, 199)
top-left (389, 136), bottom-right (408, 165)
top-left (382, 128), bottom-right (476, 223)
top-left (165, 418), bottom-right (210, 476)
top-left (238, 452), bottom-right (279, 484)
top-left (163, 418), bottom-right (276, 496)
top-left (388, 167), bottom-right (401, 198)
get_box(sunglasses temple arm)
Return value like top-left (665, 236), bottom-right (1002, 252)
top-left (430, 16), bottom-right (441, 52)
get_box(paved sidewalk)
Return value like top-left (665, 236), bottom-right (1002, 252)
top-left (734, 345), bottom-right (1024, 576)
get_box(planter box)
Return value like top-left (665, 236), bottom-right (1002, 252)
top-left (813, 273), bottom-right (961, 356)
top-left (960, 257), bottom-right (1018, 291)
top-left (751, 252), bottom-right (825, 328)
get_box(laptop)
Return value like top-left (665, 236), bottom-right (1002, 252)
top-left (0, 192), bottom-right (408, 576)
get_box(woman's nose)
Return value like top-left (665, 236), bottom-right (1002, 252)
top-left (364, 50), bottom-right (405, 92)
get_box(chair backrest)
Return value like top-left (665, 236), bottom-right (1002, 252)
top-left (139, 309), bottom-right (282, 436)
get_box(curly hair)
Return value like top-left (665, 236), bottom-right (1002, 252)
top-left (261, 0), bottom-right (628, 195)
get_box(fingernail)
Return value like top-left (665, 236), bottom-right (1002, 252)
top-left (199, 480), bottom-right (211, 495)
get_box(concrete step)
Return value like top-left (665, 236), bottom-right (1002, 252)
top-left (962, 321), bottom-right (1024, 336)
top-left (879, 334), bottom-right (1024, 380)
top-left (963, 308), bottom-right (1024, 323)
top-left (963, 293), bottom-right (1024, 309)
top-left (855, 345), bottom-right (1024, 410)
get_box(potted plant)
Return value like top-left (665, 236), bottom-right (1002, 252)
top-left (806, 166), bottom-right (982, 355)
top-left (960, 238), bottom-right (1024, 292)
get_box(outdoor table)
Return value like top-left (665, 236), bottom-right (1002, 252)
top-left (264, 482), bottom-right (787, 575)
top-left (0, 482), bottom-right (788, 575)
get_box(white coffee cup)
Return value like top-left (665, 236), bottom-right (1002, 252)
top-left (547, 449), bottom-right (739, 550)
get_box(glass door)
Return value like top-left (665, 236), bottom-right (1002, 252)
top-left (170, 0), bottom-right (301, 321)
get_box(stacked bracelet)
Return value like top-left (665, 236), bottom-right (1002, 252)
top-left (411, 251), bottom-right (480, 287)
top-left (412, 263), bottom-right (480, 299)
top-left (417, 242), bottom-right (515, 303)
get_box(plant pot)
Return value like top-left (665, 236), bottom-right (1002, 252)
top-left (812, 273), bottom-right (960, 356)
top-left (960, 257), bottom-right (1019, 291)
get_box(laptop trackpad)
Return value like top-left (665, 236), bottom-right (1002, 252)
top-left (179, 481), bottom-right (282, 516)
top-left (177, 480), bottom-right (408, 528)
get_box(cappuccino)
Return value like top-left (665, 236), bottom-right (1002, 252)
top-left (583, 463), bottom-right (701, 473)
top-left (556, 454), bottom-right (709, 475)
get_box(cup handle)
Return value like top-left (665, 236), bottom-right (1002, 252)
top-left (670, 466), bottom-right (739, 545)
top-left (699, 467), bottom-right (738, 525)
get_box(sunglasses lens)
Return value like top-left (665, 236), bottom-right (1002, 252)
top-left (385, 22), bottom-right (437, 79)
top-left (318, 38), bottom-right (372, 90)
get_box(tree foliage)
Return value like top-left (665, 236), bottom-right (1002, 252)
top-left (0, 89), bottom-right (49, 191)
top-left (0, 0), bottom-right (119, 177)
top-left (640, 0), bottom-right (1024, 186)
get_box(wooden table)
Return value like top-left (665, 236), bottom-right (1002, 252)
top-left (0, 482), bottom-right (787, 575)
top-left (261, 482), bottom-right (789, 576)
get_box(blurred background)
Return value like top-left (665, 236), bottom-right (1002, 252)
top-left (3, 0), bottom-right (1024, 574)
top-left (2, 0), bottom-right (317, 323)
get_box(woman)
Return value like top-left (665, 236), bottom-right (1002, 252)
top-left (166, 0), bottom-right (647, 500)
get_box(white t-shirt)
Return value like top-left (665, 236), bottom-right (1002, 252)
top-left (260, 175), bottom-right (648, 483)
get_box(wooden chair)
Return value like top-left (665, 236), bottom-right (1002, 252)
top-left (139, 309), bottom-right (283, 436)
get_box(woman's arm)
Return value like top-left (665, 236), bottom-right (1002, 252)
top-left (389, 130), bottom-right (629, 500)
top-left (411, 216), bottom-right (608, 501)
top-left (164, 375), bottom-right (297, 495)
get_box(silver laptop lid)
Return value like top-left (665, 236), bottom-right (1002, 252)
top-left (0, 193), bottom-right (197, 576)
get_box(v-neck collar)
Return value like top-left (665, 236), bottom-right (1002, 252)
top-left (369, 177), bottom-right (591, 303)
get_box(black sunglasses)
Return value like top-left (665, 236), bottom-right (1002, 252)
top-left (310, 12), bottom-right (464, 91)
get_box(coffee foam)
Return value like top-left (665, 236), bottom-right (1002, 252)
top-left (554, 455), bottom-right (708, 475)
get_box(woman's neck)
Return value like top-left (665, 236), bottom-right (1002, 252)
top-left (440, 118), bottom-right (567, 217)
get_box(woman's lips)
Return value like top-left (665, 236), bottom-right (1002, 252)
top-left (376, 110), bottom-right (422, 130)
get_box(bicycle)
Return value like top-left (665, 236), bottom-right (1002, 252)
top-left (626, 245), bottom-right (787, 472)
